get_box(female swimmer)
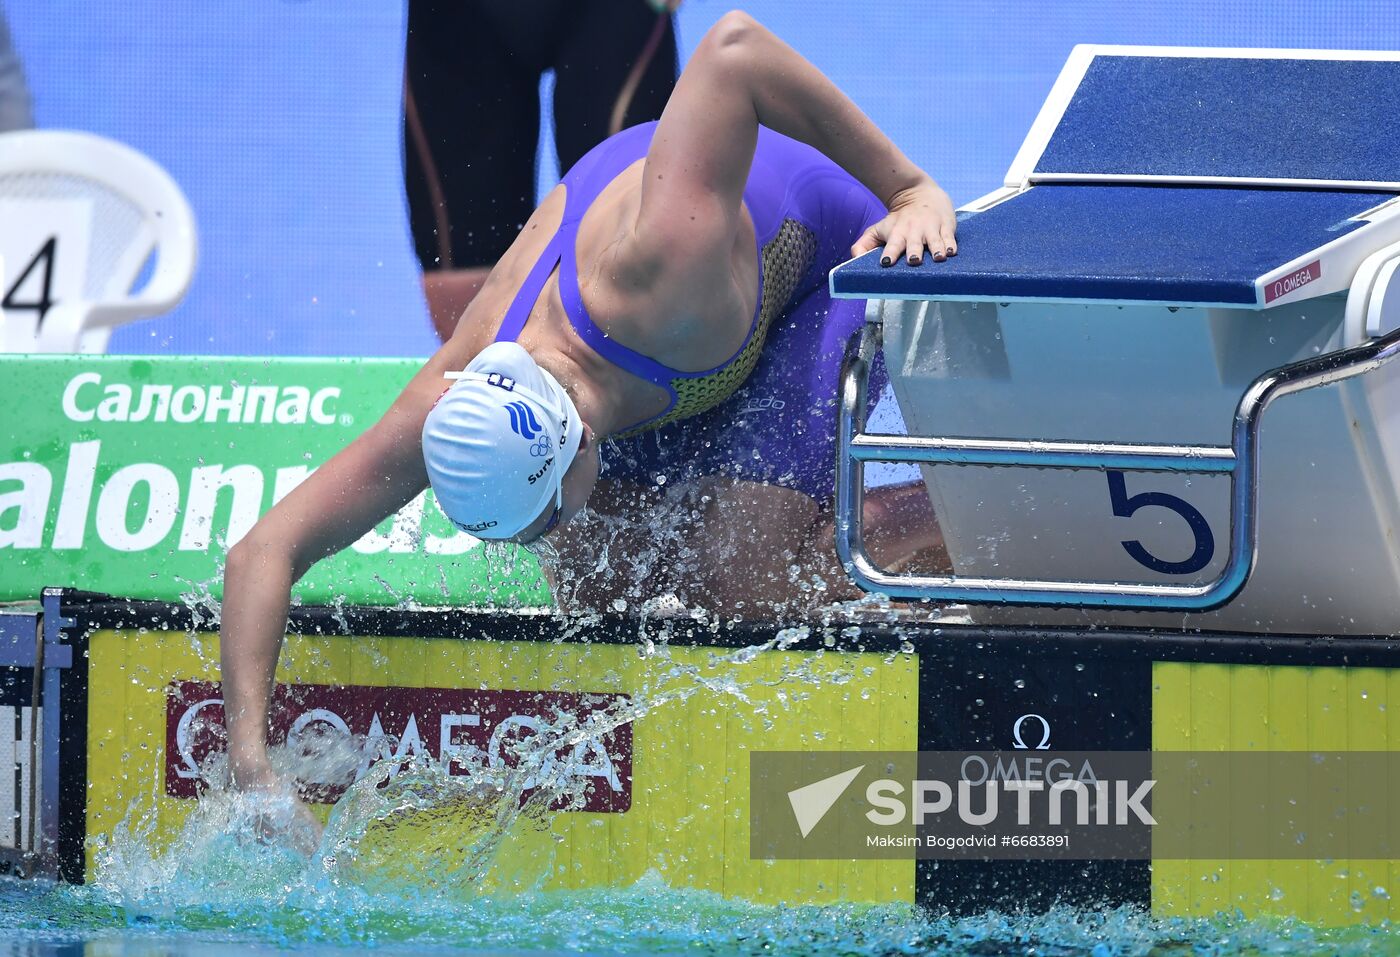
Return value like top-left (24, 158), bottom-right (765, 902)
top-left (221, 11), bottom-right (956, 802)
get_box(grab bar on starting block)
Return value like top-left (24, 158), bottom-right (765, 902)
top-left (835, 315), bottom-right (1400, 609)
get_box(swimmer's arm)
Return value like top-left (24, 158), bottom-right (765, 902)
top-left (636, 11), bottom-right (954, 269)
top-left (220, 349), bottom-right (468, 788)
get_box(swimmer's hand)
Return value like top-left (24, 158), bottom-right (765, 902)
top-left (254, 791), bottom-right (322, 858)
top-left (231, 763), bottom-right (323, 857)
top-left (852, 179), bottom-right (958, 267)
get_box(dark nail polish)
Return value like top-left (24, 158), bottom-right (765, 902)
top-left (909, 257), bottom-right (921, 266)
top-left (880, 256), bottom-right (891, 267)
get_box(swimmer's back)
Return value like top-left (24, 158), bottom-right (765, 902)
top-left (571, 120), bottom-right (881, 296)
top-left (449, 121), bottom-right (882, 435)
top-left (445, 126), bottom-right (752, 403)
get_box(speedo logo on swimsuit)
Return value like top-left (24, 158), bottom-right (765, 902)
top-left (505, 401), bottom-right (544, 440)
top-left (740, 396), bottom-right (787, 415)
top-left (527, 458), bottom-right (554, 485)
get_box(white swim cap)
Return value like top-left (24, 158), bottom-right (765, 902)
top-left (422, 342), bottom-right (584, 539)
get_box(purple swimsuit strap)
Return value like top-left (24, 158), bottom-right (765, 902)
top-left (493, 159), bottom-right (677, 392)
top-left (495, 121), bottom-right (770, 436)
top-left (556, 186), bottom-right (679, 388)
top-left (493, 228), bottom-right (563, 344)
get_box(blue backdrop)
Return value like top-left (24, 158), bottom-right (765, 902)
top-left (8, 0), bottom-right (1400, 358)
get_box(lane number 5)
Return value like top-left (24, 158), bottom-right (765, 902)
top-left (1106, 470), bottom-right (1214, 575)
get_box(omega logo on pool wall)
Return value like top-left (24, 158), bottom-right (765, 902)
top-left (1011, 713), bottom-right (1051, 750)
top-left (164, 680), bottom-right (633, 811)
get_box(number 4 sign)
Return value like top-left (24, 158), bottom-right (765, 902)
top-left (0, 198), bottom-right (92, 351)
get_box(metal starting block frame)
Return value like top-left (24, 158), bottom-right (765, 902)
top-left (836, 310), bottom-right (1400, 609)
top-left (830, 46), bottom-right (1400, 626)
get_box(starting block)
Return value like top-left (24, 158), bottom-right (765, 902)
top-left (832, 46), bottom-right (1400, 635)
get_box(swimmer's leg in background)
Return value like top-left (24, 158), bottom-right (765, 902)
top-left (671, 478), bottom-right (948, 615)
top-left (404, 0), bottom-right (554, 339)
top-left (810, 480), bottom-right (950, 578)
top-left (554, 476), bottom-right (945, 618)
top-left (551, 0), bottom-right (678, 167)
top-left (0, 9), bottom-right (33, 133)
top-left (559, 478), bottom-right (945, 617)
top-left (677, 479), bottom-right (845, 613)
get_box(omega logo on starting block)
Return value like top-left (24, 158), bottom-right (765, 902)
top-left (1264, 259), bottom-right (1321, 304)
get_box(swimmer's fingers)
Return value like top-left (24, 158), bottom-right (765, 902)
top-left (911, 209), bottom-right (954, 264)
top-left (940, 221), bottom-right (958, 259)
top-left (851, 221), bottom-right (887, 260)
top-left (922, 225), bottom-right (946, 263)
top-left (905, 231), bottom-right (928, 266)
top-left (880, 224), bottom-right (909, 268)
top-left (917, 219), bottom-right (955, 264)
top-left (896, 182), bottom-right (957, 263)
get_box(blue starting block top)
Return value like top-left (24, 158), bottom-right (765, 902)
top-left (831, 48), bottom-right (1400, 306)
top-left (1035, 55), bottom-right (1400, 185)
top-left (830, 185), bottom-right (1391, 305)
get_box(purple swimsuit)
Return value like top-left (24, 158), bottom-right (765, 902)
top-left (496, 121), bottom-right (886, 501)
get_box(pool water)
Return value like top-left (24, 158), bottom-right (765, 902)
top-left (6, 672), bottom-right (1397, 955)
top-left (4, 873), bottom-right (1398, 957)
top-left (3, 713), bottom-right (1398, 955)
top-left (5, 769), bottom-right (1395, 956)
top-left (2, 772), bottom-right (1396, 957)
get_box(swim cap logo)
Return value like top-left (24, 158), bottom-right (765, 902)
top-left (504, 401), bottom-right (543, 440)
top-left (527, 457), bottom-right (554, 485)
top-left (529, 436), bottom-right (551, 457)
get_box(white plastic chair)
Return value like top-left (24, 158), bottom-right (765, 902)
top-left (0, 129), bottom-right (197, 353)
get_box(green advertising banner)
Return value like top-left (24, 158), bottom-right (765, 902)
top-left (0, 355), bottom-right (548, 607)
